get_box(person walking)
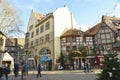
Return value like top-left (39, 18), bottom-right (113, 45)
top-left (14, 63), bottom-right (19, 77)
top-left (4, 64), bottom-right (11, 80)
top-left (36, 63), bottom-right (42, 78)
top-left (22, 63), bottom-right (28, 80)
top-left (73, 61), bottom-right (77, 70)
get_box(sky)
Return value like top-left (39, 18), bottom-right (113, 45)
top-left (10, 0), bottom-right (120, 34)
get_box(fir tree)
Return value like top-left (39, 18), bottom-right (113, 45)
top-left (96, 51), bottom-right (120, 80)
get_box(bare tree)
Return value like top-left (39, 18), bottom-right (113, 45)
top-left (0, 0), bottom-right (24, 37)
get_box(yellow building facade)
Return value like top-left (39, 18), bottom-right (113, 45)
top-left (25, 6), bottom-right (77, 69)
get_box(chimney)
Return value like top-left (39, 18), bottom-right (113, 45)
top-left (64, 5), bottom-right (67, 7)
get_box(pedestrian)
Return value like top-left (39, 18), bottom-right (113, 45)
top-left (83, 62), bottom-right (86, 72)
top-left (94, 60), bottom-right (98, 69)
top-left (22, 63), bottom-right (28, 80)
top-left (36, 63), bottom-right (42, 78)
top-left (4, 64), bottom-right (11, 80)
top-left (14, 63), bottom-right (19, 77)
top-left (73, 61), bottom-right (77, 70)
top-left (85, 61), bottom-right (90, 72)
top-left (0, 67), bottom-right (4, 80)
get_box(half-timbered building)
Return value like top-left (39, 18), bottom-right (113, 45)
top-left (84, 15), bottom-right (120, 58)
top-left (60, 28), bottom-right (84, 54)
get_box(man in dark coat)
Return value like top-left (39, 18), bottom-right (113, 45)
top-left (4, 64), bottom-right (11, 80)
top-left (36, 63), bottom-right (42, 78)
top-left (22, 63), bottom-right (28, 80)
top-left (14, 63), bottom-right (19, 77)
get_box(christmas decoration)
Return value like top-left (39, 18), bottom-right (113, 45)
top-left (96, 51), bottom-right (120, 80)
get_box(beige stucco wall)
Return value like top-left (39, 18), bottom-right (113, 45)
top-left (0, 34), bottom-right (6, 51)
top-left (26, 6), bottom-right (77, 68)
top-left (53, 6), bottom-right (77, 63)
top-left (0, 33), bottom-right (6, 66)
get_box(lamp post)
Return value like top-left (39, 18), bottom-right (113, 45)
top-left (25, 49), bottom-right (28, 63)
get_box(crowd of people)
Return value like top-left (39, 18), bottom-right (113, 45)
top-left (57, 59), bottom-right (98, 72)
top-left (0, 64), bottom-right (11, 80)
top-left (0, 58), bottom-right (99, 80)
top-left (82, 60), bottom-right (91, 72)
top-left (0, 61), bottom-right (42, 80)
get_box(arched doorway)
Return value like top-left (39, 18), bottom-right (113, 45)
top-left (39, 48), bottom-right (52, 70)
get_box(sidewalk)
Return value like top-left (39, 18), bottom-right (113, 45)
top-left (8, 69), bottom-right (99, 80)
top-left (10, 69), bottom-right (101, 75)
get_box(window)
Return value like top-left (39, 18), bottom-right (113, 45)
top-left (0, 38), bottom-right (3, 46)
top-left (102, 40), bottom-right (106, 44)
top-left (45, 34), bottom-right (50, 42)
top-left (45, 21), bottom-right (50, 30)
top-left (72, 46), bottom-right (77, 50)
top-left (40, 25), bottom-right (44, 33)
top-left (36, 28), bottom-right (39, 35)
top-left (72, 37), bottom-right (76, 42)
top-left (106, 34), bottom-right (110, 39)
top-left (101, 24), bottom-right (106, 30)
top-left (31, 31), bottom-right (34, 38)
top-left (66, 46), bottom-right (70, 51)
top-left (29, 25), bottom-right (33, 30)
top-left (40, 36), bottom-right (44, 44)
top-left (36, 39), bottom-right (38, 46)
top-left (62, 38), bottom-right (66, 43)
top-left (31, 41), bottom-right (33, 46)
top-left (66, 37), bottom-right (71, 42)
top-left (101, 34), bottom-right (105, 39)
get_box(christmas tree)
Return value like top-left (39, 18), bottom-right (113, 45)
top-left (96, 51), bottom-right (120, 80)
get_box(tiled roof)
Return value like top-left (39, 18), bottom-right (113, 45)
top-left (103, 15), bottom-right (120, 30)
top-left (33, 12), bottom-right (44, 20)
top-left (0, 31), bottom-right (6, 37)
top-left (35, 12), bottom-right (53, 27)
top-left (60, 28), bottom-right (83, 38)
top-left (84, 23), bottom-right (102, 36)
top-left (84, 15), bottom-right (120, 37)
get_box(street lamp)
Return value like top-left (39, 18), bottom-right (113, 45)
top-left (25, 49), bottom-right (29, 63)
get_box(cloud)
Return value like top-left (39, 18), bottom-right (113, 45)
top-left (115, 3), bottom-right (120, 9)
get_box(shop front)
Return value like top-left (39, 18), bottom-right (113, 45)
top-left (96, 54), bottom-right (105, 69)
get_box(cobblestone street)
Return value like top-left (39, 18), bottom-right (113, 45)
top-left (8, 69), bottom-right (100, 80)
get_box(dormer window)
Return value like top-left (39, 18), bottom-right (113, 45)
top-left (112, 20), bottom-right (120, 26)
